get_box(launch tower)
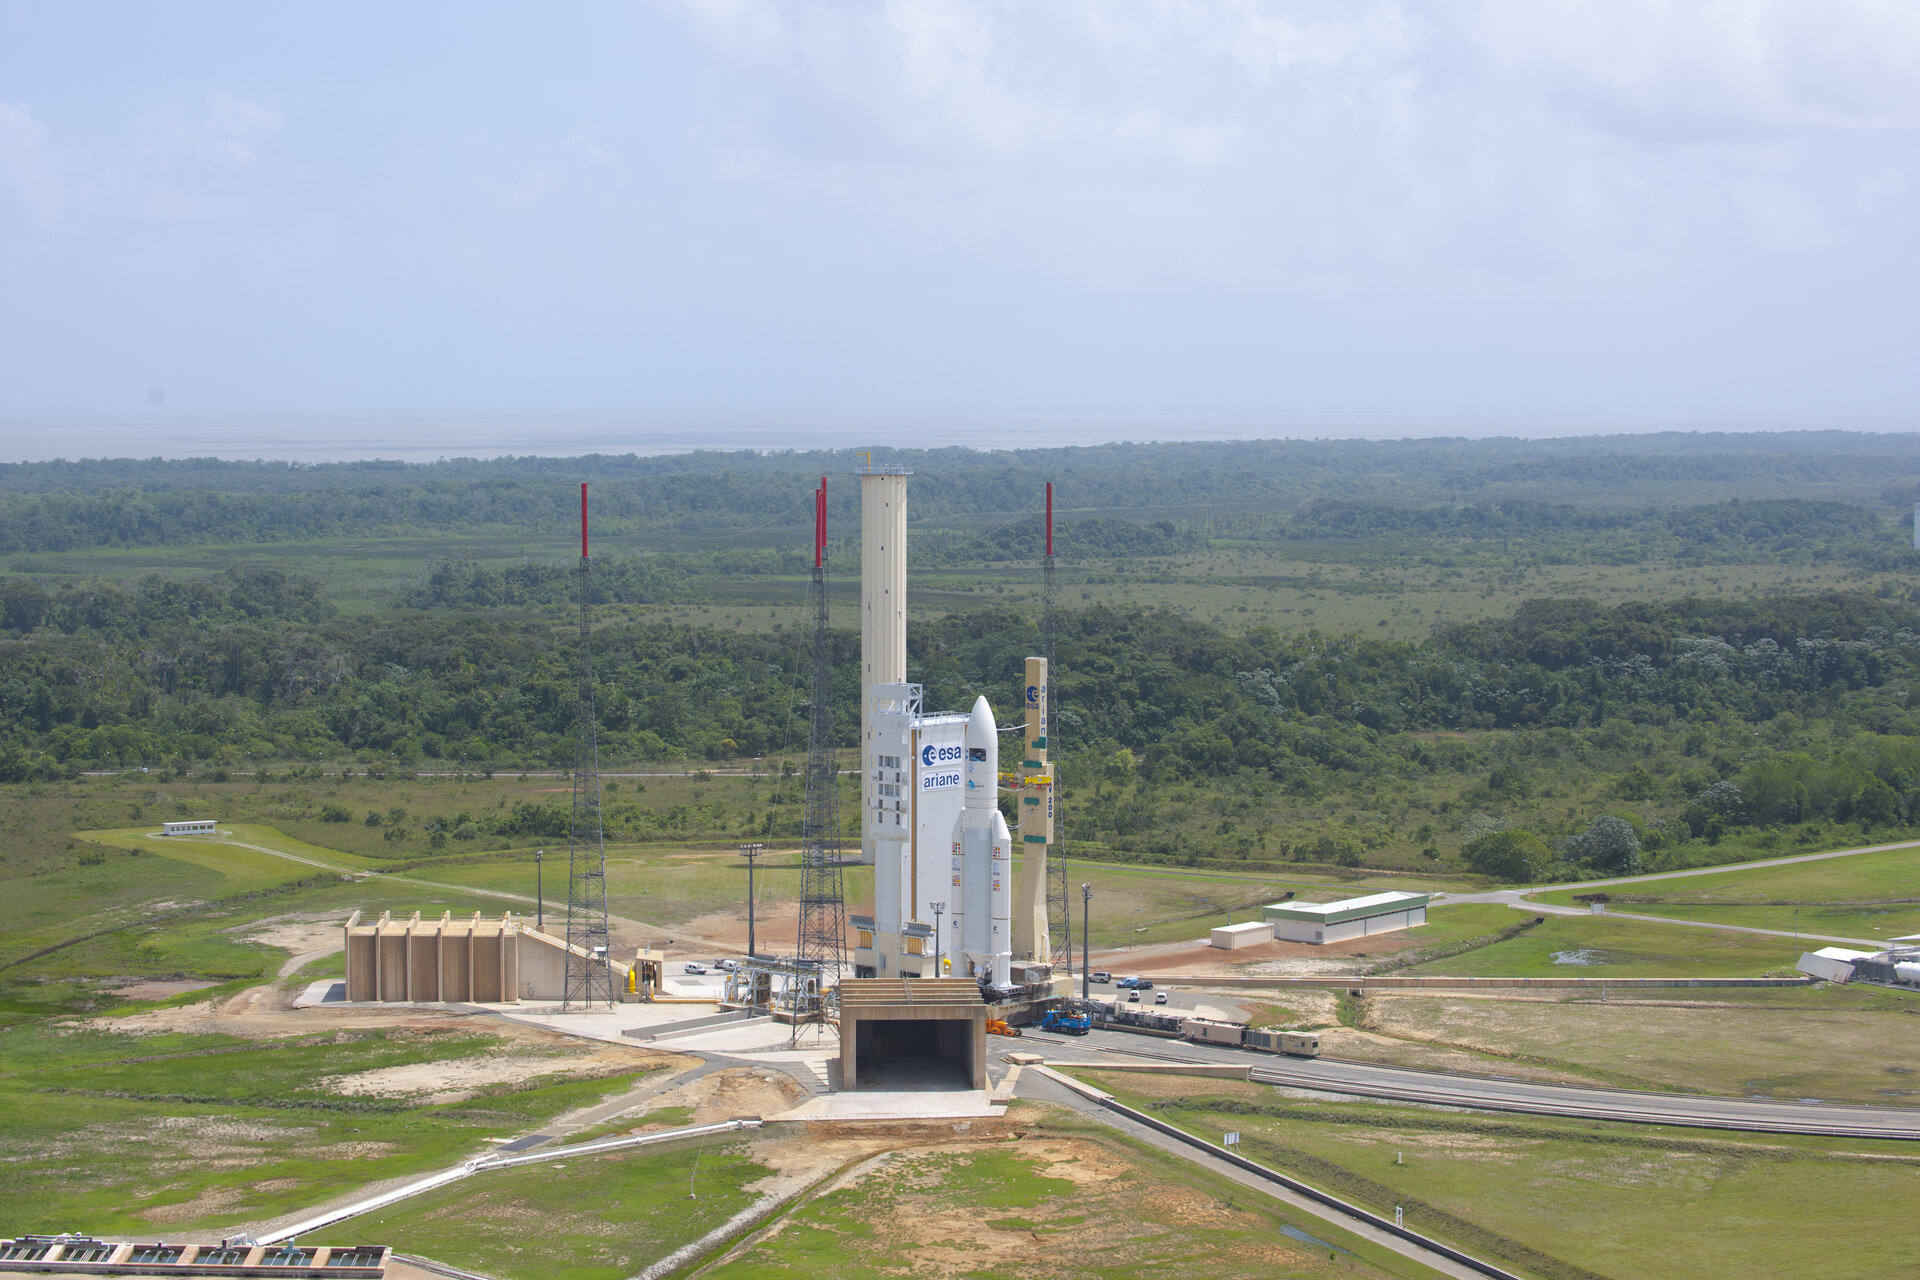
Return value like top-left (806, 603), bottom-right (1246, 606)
top-left (795, 478), bottom-right (846, 1024)
top-left (562, 483), bottom-right (614, 1011)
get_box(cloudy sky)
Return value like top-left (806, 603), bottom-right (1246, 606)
top-left (1, 1), bottom-right (1916, 446)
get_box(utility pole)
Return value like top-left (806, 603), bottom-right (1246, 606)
top-left (931, 900), bottom-right (946, 976)
top-left (1081, 882), bottom-right (1092, 1002)
top-left (739, 842), bottom-right (764, 958)
top-left (534, 849), bottom-right (544, 930)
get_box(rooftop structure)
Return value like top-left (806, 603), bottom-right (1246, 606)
top-left (837, 977), bottom-right (987, 1091)
top-left (0, 1237), bottom-right (386, 1276)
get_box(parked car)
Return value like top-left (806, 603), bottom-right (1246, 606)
top-left (1127, 990), bottom-right (1141, 1002)
top-left (1135, 979), bottom-right (1154, 991)
top-left (1115, 976), bottom-right (1142, 989)
top-left (1090, 971), bottom-right (1113, 984)
top-left (682, 962), bottom-right (708, 975)
top-left (1154, 990), bottom-right (1169, 1004)
top-left (713, 959), bottom-right (738, 971)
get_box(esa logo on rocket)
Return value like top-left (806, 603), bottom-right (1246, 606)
top-left (1026, 684), bottom-right (1040, 705)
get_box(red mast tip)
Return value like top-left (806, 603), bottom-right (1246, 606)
top-left (814, 477), bottom-right (827, 569)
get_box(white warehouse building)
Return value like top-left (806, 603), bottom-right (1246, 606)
top-left (1263, 891), bottom-right (1429, 945)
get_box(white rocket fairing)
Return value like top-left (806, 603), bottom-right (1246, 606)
top-left (950, 695), bottom-right (1012, 987)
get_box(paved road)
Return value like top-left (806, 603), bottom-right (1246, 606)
top-left (1026, 1028), bottom-right (1920, 1140)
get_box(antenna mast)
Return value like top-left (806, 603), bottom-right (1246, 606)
top-left (1044, 481), bottom-right (1070, 973)
top-left (795, 477), bottom-right (846, 1029)
top-left (563, 482), bottom-right (614, 1010)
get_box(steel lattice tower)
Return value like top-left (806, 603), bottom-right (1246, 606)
top-left (562, 482), bottom-right (615, 1011)
top-left (1043, 481), bottom-right (1071, 970)
top-left (795, 477), bottom-right (846, 1024)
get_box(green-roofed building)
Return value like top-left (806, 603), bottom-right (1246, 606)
top-left (1262, 890), bottom-right (1429, 945)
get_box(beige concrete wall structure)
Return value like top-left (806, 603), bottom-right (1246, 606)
top-left (859, 466), bottom-right (909, 868)
top-left (342, 910), bottom-right (623, 1003)
top-left (1012, 655), bottom-right (1053, 963)
top-left (837, 977), bottom-right (987, 1091)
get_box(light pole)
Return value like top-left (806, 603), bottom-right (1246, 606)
top-left (931, 900), bottom-right (947, 975)
top-left (1081, 882), bottom-right (1093, 1001)
top-left (534, 850), bottom-right (544, 930)
top-left (739, 843), bottom-right (764, 958)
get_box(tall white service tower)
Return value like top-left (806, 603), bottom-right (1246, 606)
top-left (859, 464), bottom-right (911, 868)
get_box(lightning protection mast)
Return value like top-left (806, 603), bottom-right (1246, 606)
top-left (795, 477), bottom-right (846, 1030)
top-left (562, 482), bottom-right (615, 1011)
top-left (1044, 481), bottom-right (1072, 973)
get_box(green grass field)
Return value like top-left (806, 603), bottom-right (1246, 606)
top-left (1530, 845), bottom-right (1920, 944)
top-left (1405, 911), bottom-right (1796, 977)
top-left (358, 1136), bottom-right (768, 1280)
top-left (1364, 987), bottom-right (1920, 1103)
top-left (1076, 1073), bottom-right (1920, 1280)
top-left (701, 1119), bottom-right (1439, 1280)
top-left (0, 1022), bottom-right (659, 1235)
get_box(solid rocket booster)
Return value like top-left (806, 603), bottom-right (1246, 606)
top-left (950, 694), bottom-right (1012, 987)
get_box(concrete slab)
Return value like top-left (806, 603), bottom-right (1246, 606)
top-left (647, 1021), bottom-right (807, 1053)
top-left (775, 1091), bottom-right (1005, 1121)
top-left (293, 979), bottom-right (346, 1008)
top-left (494, 1001), bottom-right (721, 1047)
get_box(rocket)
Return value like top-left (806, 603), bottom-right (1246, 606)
top-left (950, 695), bottom-right (1013, 987)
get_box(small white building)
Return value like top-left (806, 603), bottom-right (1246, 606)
top-left (1210, 921), bottom-right (1274, 949)
top-left (1796, 947), bottom-right (1877, 983)
top-left (1263, 891), bottom-right (1428, 945)
top-left (161, 820), bottom-right (218, 836)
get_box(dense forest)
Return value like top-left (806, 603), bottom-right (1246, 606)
top-left (8, 436), bottom-right (1920, 880)
top-left (7, 563), bottom-right (1920, 877)
top-left (6, 432), bottom-right (1920, 553)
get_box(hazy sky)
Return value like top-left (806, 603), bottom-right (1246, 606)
top-left (2, 1), bottom-right (1916, 437)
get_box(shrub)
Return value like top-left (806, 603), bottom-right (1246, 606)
top-left (1462, 828), bottom-right (1550, 881)
top-left (1562, 814), bottom-right (1643, 874)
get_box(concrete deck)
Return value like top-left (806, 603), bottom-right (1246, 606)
top-left (775, 1090), bottom-right (1006, 1120)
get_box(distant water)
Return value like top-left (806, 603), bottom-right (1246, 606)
top-left (0, 411), bottom-right (1824, 464)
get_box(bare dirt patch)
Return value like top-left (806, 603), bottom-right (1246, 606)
top-left (323, 1053), bottom-right (610, 1105)
top-left (102, 979), bottom-right (221, 1001)
top-left (633, 1066), bottom-right (810, 1126)
top-left (235, 914), bottom-right (345, 956)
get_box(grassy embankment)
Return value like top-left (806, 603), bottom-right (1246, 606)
top-left (363, 1108), bottom-right (1447, 1280)
top-left (0, 1021), bottom-right (661, 1235)
top-left (1528, 843), bottom-right (1920, 945)
top-left (1070, 1071), bottom-right (1920, 1280)
top-left (1358, 986), bottom-right (1920, 1103)
top-left (1404, 909), bottom-right (1800, 977)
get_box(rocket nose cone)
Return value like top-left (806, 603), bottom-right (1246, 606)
top-left (966, 695), bottom-right (995, 745)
